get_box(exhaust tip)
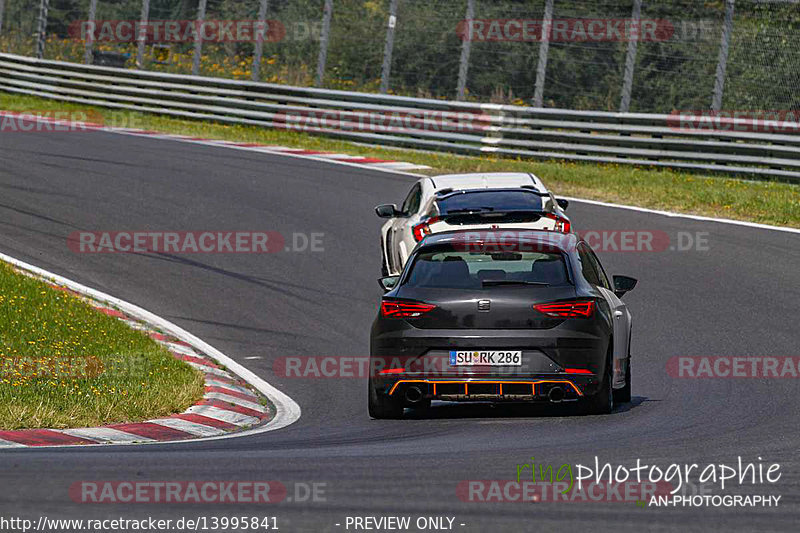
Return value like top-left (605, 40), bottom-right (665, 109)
top-left (405, 386), bottom-right (424, 404)
top-left (548, 386), bottom-right (565, 403)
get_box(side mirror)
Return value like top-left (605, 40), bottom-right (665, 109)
top-left (378, 275), bottom-right (400, 292)
top-left (613, 275), bottom-right (637, 298)
top-left (375, 204), bottom-right (399, 218)
top-left (556, 198), bottom-right (569, 211)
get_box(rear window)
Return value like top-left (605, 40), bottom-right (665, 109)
top-left (404, 249), bottom-right (569, 289)
top-left (436, 190), bottom-right (543, 215)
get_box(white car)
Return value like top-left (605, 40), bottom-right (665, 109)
top-left (376, 172), bottom-right (571, 276)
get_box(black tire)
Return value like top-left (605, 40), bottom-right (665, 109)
top-left (368, 378), bottom-right (404, 419)
top-left (584, 347), bottom-right (615, 415)
top-left (613, 358), bottom-right (631, 404)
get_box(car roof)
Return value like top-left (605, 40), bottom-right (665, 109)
top-left (419, 229), bottom-right (578, 250)
top-left (428, 172), bottom-right (546, 192)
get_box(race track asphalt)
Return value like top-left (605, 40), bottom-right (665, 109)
top-left (1, 129), bottom-right (798, 532)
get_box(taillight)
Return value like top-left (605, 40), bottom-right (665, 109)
top-left (411, 217), bottom-right (441, 242)
top-left (381, 299), bottom-right (437, 318)
top-left (543, 213), bottom-right (571, 233)
top-left (565, 368), bottom-right (593, 374)
top-left (534, 300), bottom-right (594, 318)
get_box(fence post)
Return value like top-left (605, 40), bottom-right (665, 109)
top-left (83, 0), bottom-right (98, 65)
top-left (251, 0), bottom-right (269, 81)
top-left (712, 0), bottom-right (735, 112)
top-left (136, 0), bottom-right (150, 68)
top-left (315, 0), bottom-right (334, 87)
top-left (533, 0), bottom-right (554, 107)
top-left (380, 0), bottom-right (399, 94)
top-left (35, 0), bottom-right (50, 59)
top-left (192, 0), bottom-right (207, 76)
top-left (619, 0), bottom-right (642, 113)
top-left (0, 0), bottom-right (5, 37)
top-left (456, 0), bottom-right (474, 101)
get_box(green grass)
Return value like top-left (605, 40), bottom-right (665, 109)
top-left (0, 261), bottom-right (205, 430)
top-left (2, 92), bottom-right (799, 228)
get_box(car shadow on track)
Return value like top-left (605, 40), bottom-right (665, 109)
top-left (403, 396), bottom-right (649, 419)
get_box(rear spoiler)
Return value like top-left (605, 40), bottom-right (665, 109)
top-left (435, 186), bottom-right (546, 200)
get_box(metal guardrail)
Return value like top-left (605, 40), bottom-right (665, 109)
top-left (2, 52), bottom-right (800, 182)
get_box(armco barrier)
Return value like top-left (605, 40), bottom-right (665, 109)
top-left (1, 52), bottom-right (799, 182)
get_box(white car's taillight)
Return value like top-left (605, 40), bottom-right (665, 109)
top-left (412, 217), bottom-right (441, 242)
top-left (543, 213), bottom-right (571, 233)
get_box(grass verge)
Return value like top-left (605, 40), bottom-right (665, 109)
top-left (2, 92), bottom-right (798, 228)
top-left (0, 260), bottom-right (205, 430)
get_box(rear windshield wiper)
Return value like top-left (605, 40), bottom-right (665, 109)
top-left (481, 280), bottom-right (550, 287)
top-left (444, 207), bottom-right (497, 214)
top-left (443, 208), bottom-right (543, 216)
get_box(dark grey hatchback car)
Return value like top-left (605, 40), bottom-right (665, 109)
top-left (368, 230), bottom-right (637, 419)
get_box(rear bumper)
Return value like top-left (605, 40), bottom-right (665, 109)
top-left (388, 376), bottom-right (592, 402)
top-left (370, 320), bottom-right (610, 401)
top-left (376, 375), bottom-right (593, 403)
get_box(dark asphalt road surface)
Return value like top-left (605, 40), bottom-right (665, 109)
top-left (1, 129), bottom-right (798, 532)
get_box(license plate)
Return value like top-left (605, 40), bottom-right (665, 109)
top-left (449, 350), bottom-right (522, 366)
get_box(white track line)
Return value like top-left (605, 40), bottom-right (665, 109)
top-left (61, 428), bottom-right (155, 444)
top-left (0, 250), bottom-right (302, 449)
top-left (560, 196), bottom-right (800, 234)
top-left (0, 438), bottom-right (26, 448)
top-left (148, 418), bottom-right (225, 437)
